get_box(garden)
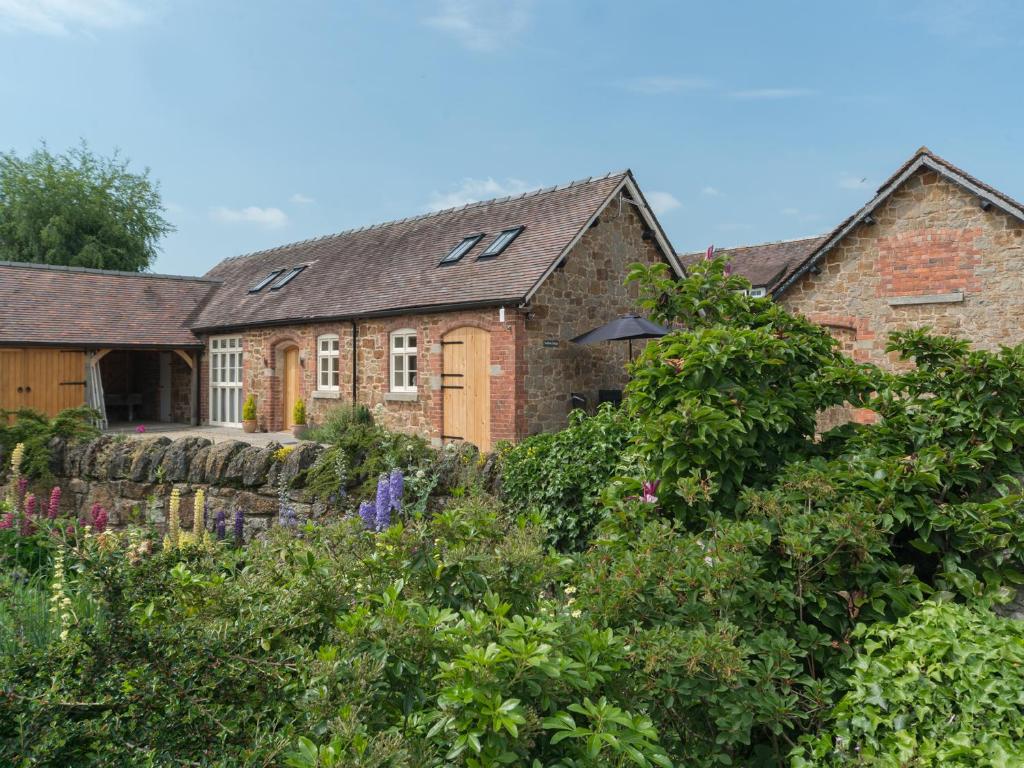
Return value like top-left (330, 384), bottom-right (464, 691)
top-left (3, 256), bottom-right (1024, 767)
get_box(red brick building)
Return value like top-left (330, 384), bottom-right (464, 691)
top-left (682, 148), bottom-right (1024, 368)
top-left (1, 171), bottom-right (679, 449)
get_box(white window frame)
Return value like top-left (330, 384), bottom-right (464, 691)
top-left (209, 335), bottom-right (244, 426)
top-left (317, 334), bottom-right (340, 392)
top-left (748, 287), bottom-right (767, 299)
top-left (390, 329), bottom-right (418, 393)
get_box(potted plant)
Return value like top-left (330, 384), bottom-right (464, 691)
top-left (292, 398), bottom-right (308, 439)
top-left (242, 394), bottom-right (258, 433)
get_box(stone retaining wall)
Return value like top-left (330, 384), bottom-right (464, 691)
top-left (40, 435), bottom-right (327, 540)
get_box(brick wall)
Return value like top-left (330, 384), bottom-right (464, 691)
top-left (524, 200), bottom-right (667, 434)
top-left (782, 168), bottom-right (1024, 369)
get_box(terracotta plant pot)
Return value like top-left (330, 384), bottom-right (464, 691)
top-left (292, 424), bottom-right (308, 439)
top-left (242, 419), bottom-right (258, 434)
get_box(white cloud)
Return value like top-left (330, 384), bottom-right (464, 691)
top-left (838, 173), bottom-right (870, 190)
top-left (727, 88), bottom-right (814, 100)
top-left (781, 207), bottom-right (800, 216)
top-left (210, 206), bottom-right (289, 228)
top-left (700, 186), bottom-right (723, 198)
top-left (426, 176), bottom-right (535, 211)
top-left (0, 0), bottom-right (148, 35)
top-left (617, 76), bottom-right (711, 95)
top-left (289, 193), bottom-right (314, 205)
top-left (646, 191), bottom-right (682, 216)
top-left (423, 0), bottom-right (532, 52)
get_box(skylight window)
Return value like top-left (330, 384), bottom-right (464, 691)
top-left (440, 234), bottom-right (484, 265)
top-left (480, 226), bottom-right (524, 258)
top-left (249, 269), bottom-right (284, 293)
top-left (270, 265), bottom-right (306, 290)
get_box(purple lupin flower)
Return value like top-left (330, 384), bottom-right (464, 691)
top-left (90, 504), bottom-right (108, 533)
top-left (704, 244), bottom-right (715, 261)
top-left (388, 469), bottom-right (404, 514)
top-left (0, 513), bottom-right (12, 530)
top-left (214, 510), bottom-right (226, 541)
top-left (233, 507), bottom-right (245, 545)
top-left (374, 474), bottom-right (391, 532)
top-left (724, 261), bottom-right (733, 276)
top-left (16, 476), bottom-right (28, 510)
top-left (21, 493), bottom-right (36, 535)
top-left (48, 487), bottom-right (61, 519)
top-left (358, 500), bottom-right (375, 530)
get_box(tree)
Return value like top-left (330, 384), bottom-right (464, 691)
top-left (0, 142), bottom-right (173, 272)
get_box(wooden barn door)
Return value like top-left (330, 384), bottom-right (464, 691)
top-left (442, 327), bottom-right (491, 451)
top-left (1, 348), bottom-right (85, 419)
top-left (282, 347), bottom-right (300, 428)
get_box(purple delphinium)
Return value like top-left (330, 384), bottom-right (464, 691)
top-left (48, 487), bottom-right (61, 519)
top-left (233, 507), bottom-right (245, 545)
top-left (358, 500), bottom-right (375, 530)
top-left (374, 474), bottom-right (391, 532)
top-left (388, 469), bottom-right (404, 514)
top-left (214, 510), bottom-right (226, 541)
top-left (281, 505), bottom-right (297, 528)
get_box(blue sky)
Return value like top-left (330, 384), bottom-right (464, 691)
top-left (2, 0), bottom-right (1022, 275)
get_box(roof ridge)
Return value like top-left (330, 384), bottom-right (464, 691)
top-left (216, 170), bottom-right (630, 267)
top-left (0, 260), bottom-right (219, 283)
top-left (678, 233), bottom-right (826, 256)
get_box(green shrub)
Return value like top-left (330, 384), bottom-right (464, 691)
top-left (293, 397), bottom-right (307, 426)
top-left (0, 406), bottom-right (99, 480)
top-left (242, 393), bottom-right (257, 421)
top-left (305, 403), bottom-right (375, 443)
top-left (793, 602), bottom-right (1024, 767)
top-left (499, 404), bottom-right (637, 550)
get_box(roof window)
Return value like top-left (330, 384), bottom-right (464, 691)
top-left (269, 265), bottom-right (306, 290)
top-left (480, 226), bottom-right (524, 258)
top-left (440, 234), bottom-right (483, 265)
top-left (249, 269), bottom-right (284, 293)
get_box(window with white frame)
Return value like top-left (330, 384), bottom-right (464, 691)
top-left (209, 336), bottom-right (243, 426)
top-left (390, 329), bottom-right (417, 392)
top-left (317, 334), bottom-right (340, 391)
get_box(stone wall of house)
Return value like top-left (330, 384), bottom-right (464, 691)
top-left (523, 199), bottom-right (667, 434)
top-left (200, 308), bottom-right (526, 448)
top-left (40, 434), bottom-right (326, 541)
top-left (781, 167), bottom-right (1024, 368)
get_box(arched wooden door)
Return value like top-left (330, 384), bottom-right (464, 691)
top-left (282, 347), bottom-right (300, 428)
top-left (442, 327), bottom-right (491, 451)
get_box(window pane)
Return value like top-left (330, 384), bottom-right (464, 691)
top-left (393, 335), bottom-right (403, 350)
top-left (331, 358), bottom-right (339, 386)
top-left (407, 334), bottom-right (416, 350)
top-left (393, 356), bottom-right (404, 373)
top-left (409, 370), bottom-right (416, 387)
top-left (393, 370), bottom-right (403, 389)
top-left (408, 354), bottom-right (417, 373)
top-left (331, 339), bottom-right (339, 352)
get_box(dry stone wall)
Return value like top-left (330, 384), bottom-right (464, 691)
top-left (42, 434), bottom-right (327, 541)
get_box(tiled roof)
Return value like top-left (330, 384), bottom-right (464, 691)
top-left (0, 262), bottom-right (217, 348)
top-left (678, 236), bottom-right (825, 289)
top-left (192, 171), bottom-right (636, 331)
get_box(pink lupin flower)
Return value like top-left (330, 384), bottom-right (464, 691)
top-left (0, 513), bottom-right (12, 530)
top-left (16, 476), bottom-right (28, 510)
top-left (21, 493), bottom-right (36, 535)
top-left (704, 244), bottom-right (715, 261)
top-left (136, 424), bottom-right (146, 434)
top-left (90, 503), bottom-right (109, 533)
top-left (724, 262), bottom-right (733, 276)
top-left (48, 487), bottom-right (62, 519)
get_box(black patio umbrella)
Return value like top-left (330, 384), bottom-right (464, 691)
top-left (570, 314), bottom-right (668, 359)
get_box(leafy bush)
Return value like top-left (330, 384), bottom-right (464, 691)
top-left (0, 406), bottom-right (99, 480)
top-left (793, 602), bottom-right (1024, 767)
top-left (499, 404), bottom-right (637, 550)
top-left (293, 397), bottom-right (307, 426)
top-left (0, 499), bottom-right (673, 767)
top-left (242, 393), bottom-right (257, 421)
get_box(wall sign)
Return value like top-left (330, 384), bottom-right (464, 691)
top-left (543, 339), bottom-right (559, 348)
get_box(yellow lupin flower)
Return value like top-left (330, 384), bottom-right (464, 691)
top-left (10, 442), bottom-right (24, 476)
top-left (192, 488), bottom-right (208, 546)
top-left (168, 487), bottom-right (181, 549)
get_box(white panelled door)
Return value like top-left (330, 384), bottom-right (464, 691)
top-left (209, 336), bottom-right (243, 426)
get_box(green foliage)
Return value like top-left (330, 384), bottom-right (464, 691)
top-left (0, 141), bottom-right (173, 271)
top-left (499, 404), bottom-right (637, 550)
top-left (0, 500), bottom-right (672, 767)
top-left (306, 403), bottom-right (375, 443)
top-left (793, 602), bottom-right (1024, 767)
top-left (305, 419), bottom-right (435, 504)
top-left (0, 406), bottom-right (99, 480)
top-left (293, 397), bottom-right (308, 426)
top-left (242, 393), bottom-right (257, 421)
top-left (624, 258), bottom-right (872, 521)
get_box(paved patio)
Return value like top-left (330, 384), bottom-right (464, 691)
top-left (105, 422), bottom-right (302, 447)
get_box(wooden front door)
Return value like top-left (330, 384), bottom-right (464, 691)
top-left (282, 347), bottom-right (300, 428)
top-left (442, 327), bottom-right (491, 451)
top-left (0, 348), bottom-right (86, 420)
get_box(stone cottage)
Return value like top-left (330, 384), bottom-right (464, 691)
top-left (681, 147), bottom-right (1024, 367)
top-left (0, 170), bottom-right (680, 449)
